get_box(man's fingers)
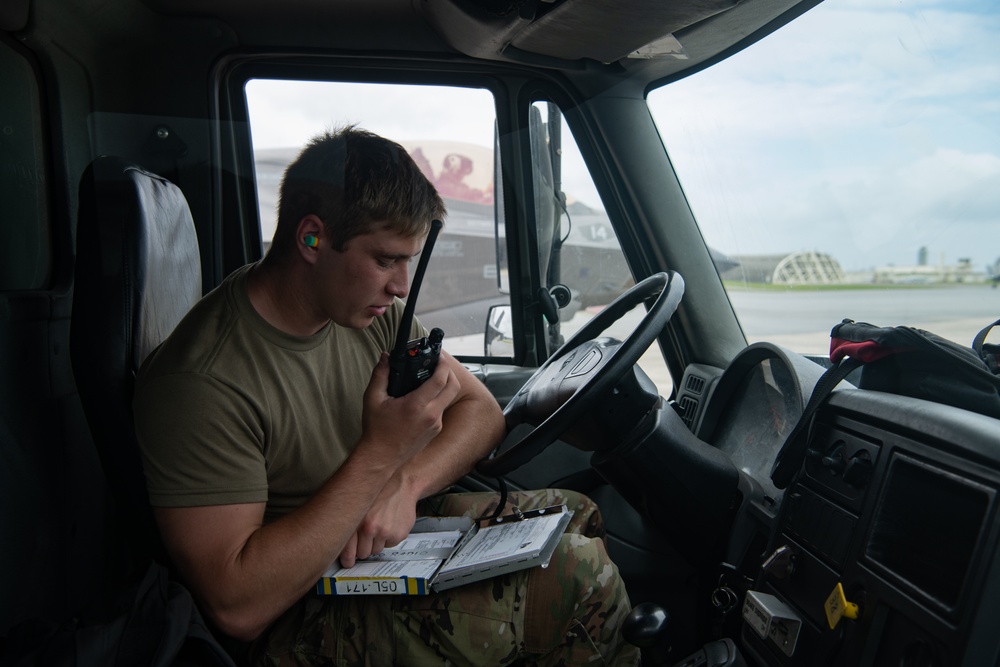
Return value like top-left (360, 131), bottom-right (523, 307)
top-left (339, 532), bottom-right (359, 568)
top-left (418, 364), bottom-right (461, 405)
top-left (351, 529), bottom-right (387, 564)
top-left (354, 532), bottom-right (374, 562)
top-left (368, 352), bottom-right (390, 388)
top-left (437, 368), bottom-right (461, 404)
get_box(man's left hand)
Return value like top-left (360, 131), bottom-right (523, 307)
top-left (338, 470), bottom-right (417, 567)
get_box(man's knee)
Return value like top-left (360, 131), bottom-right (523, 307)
top-left (522, 533), bottom-right (634, 662)
top-left (560, 490), bottom-right (606, 541)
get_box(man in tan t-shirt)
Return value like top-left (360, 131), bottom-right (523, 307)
top-left (133, 125), bottom-right (639, 666)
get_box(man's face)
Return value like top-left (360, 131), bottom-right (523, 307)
top-left (315, 226), bottom-right (425, 330)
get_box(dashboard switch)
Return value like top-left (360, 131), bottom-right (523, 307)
top-left (824, 582), bottom-right (859, 629)
top-left (761, 544), bottom-right (796, 580)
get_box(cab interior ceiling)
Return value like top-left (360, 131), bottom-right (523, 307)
top-left (118, 0), bottom-right (823, 89)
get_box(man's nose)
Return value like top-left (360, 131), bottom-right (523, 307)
top-left (388, 263), bottom-right (410, 298)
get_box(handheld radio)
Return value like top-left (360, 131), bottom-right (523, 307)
top-left (387, 219), bottom-right (444, 397)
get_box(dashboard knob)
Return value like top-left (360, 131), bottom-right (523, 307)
top-left (820, 442), bottom-right (847, 474)
top-left (843, 451), bottom-right (873, 488)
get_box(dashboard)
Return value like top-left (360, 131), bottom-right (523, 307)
top-left (675, 343), bottom-right (1000, 667)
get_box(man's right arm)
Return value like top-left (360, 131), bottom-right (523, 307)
top-left (151, 352), bottom-right (460, 642)
top-left (156, 447), bottom-right (393, 642)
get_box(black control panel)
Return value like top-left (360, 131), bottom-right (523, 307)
top-left (740, 394), bottom-right (1000, 667)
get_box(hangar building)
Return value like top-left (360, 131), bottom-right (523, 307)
top-left (721, 251), bottom-right (846, 285)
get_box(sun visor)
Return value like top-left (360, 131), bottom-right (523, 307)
top-left (418, 0), bottom-right (740, 66)
top-left (509, 0), bottom-right (739, 64)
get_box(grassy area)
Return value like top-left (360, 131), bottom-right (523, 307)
top-left (721, 281), bottom-right (989, 292)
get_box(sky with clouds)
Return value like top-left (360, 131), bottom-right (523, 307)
top-left (649, 0), bottom-right (1000, 271)
top-left (247, 0), bottom-right (999, 274)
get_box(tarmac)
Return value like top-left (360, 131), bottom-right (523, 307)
top-left (448, 283), bottom-right (1000, 399)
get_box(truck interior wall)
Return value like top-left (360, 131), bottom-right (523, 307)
top-left (2, 6), bottom-right (146, 633)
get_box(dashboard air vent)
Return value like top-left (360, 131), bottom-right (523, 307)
top-left (678, 395), bottom-right (699, 428)
top-left (685, 374), bottom-right (706, 394)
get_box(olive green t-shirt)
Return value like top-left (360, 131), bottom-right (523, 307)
top-left (133, 264), bottom-right (422, 523)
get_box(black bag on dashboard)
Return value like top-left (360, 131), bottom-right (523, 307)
top-left (829, 318), bottom-right (1000, 420)
top-left (771, 317), bottom-right (1000, 489)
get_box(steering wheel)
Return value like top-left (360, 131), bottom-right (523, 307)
top-left (477, 271), bottom-right (684, 477)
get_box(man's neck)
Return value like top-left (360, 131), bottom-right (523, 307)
top-left (246, 258), bottom-right (330, 336)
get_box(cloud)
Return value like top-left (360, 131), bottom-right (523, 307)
top-left (648, 0), bottom-right (1000, 271)
top-left (242, 0), bottom-right (998, 275)
top-left (246, 81), bottom-right (495, 149)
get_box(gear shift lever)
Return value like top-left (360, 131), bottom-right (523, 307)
top-left (622, 601), bottom-right (670, 648)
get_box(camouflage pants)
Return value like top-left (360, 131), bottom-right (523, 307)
top-left (250, 489), bottom-right (639, 666)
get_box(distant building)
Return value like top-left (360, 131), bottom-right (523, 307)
top-left (720, 251), bottom-right (991, 286)
top-left (721, 251), bottom-right (846, 285)
top-left (873, 258), bottom-right (984, 284)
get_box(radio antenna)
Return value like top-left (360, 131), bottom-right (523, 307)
top-left (391, 219), bottom-right (442, 354)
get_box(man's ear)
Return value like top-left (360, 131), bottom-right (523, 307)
top-left (296, 215), bottom-right (324, 263)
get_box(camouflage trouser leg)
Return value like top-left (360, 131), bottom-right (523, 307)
top-left (251, 489), bottom-right (639, 667)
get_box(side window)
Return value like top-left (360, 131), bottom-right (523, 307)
top-left (0, 36), bottom-right (51, 290)
top-left (528, 101), bottom-right (673, 396)
top-left (245, 80), bottom-right (507, 357)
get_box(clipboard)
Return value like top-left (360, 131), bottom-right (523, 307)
top-left (432, 504), bottom-right (573, 592)
top-left (315, 505), bottom-right (573, 595)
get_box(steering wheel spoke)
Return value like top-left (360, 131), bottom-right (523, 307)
top-left (478, 271), bottom-right (684, 477)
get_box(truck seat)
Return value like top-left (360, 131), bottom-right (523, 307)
top-left (70, 155), bottom-right (202, 566)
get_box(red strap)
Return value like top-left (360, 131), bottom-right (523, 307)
top-left (830, 337), bottom-right (897, 363)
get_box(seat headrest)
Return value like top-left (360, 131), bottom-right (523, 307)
top-left (75, 155), bottom-right (202, 374)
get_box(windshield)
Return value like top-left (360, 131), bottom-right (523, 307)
top-left (649, 0), bottom-right (1000, 355)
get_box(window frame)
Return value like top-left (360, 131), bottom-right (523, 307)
top-left (214, 56), bottom-right (687, 381)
